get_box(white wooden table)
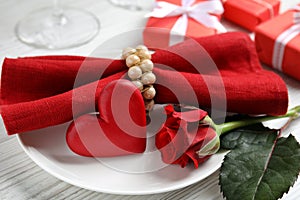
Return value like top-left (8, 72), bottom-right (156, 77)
top-left (0, 0), bottom-right (300, 199)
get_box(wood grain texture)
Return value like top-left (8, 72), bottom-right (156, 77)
top-left (0, 0), bottom-right (299, 199)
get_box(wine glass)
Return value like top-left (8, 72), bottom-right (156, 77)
top-left (15, 0), bottom-right (100, 49)
top-left (109, 0), bottom-right (154, 10)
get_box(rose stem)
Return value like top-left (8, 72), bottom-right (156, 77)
top-left (215, 106), bottom-right (300, 136)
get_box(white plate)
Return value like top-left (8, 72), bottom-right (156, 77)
top-left (16, 29), bottom-right (226, 195)
top-left (17, 122), bottom-right (226, 195)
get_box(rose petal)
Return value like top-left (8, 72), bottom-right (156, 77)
top-left (178, 109), bottom-right (208, 122)
top-left (186, 150), bottom-right (212, 168)
top-left (156, 104), bottom-right (217, 168)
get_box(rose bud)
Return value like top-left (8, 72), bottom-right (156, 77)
top-left (155, 104), bottom-right (220, 168)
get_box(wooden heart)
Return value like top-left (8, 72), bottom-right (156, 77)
top-left (66, 79), bottom-right (147, 157)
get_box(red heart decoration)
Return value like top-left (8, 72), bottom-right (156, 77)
top-left (66, 79), bottom-right (147, 157)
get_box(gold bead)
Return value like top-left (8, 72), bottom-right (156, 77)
top-left (131, 80), bottom-right (143, 90)
top-left (140, 59), bottom-right (154, 72)
top-left (141, 72), bottom-right (156, 85)
top-left (144, 99), bottom-right (155, 111)
top-left (136, 45), bottom-right (148, 52)
top-left (122, 47), bottom-right (136, 59)
top-left (137, 49), bottom-right (151, 60)
top-left (126, 54), bottom-right (140, 67)
top-left (143, 86), bottom-right (156, 100)
top-left (128, 66), bottom-right (142, 80)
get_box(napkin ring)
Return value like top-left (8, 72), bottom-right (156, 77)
top-left (122, 45), bottom-right (156, 111)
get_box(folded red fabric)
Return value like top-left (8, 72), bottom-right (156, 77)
top-left (0, 32), bottom-right (288, 135)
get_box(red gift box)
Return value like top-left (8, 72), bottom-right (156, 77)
top-left (255, 6), bottom-right (300, 81)
top-left (143, 0), bottom-right (226, 49)
top-left (223, 0), bottom-right (280, 31)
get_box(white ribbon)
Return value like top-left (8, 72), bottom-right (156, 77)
top-left (252, 0), bottom-right (274, 18)
top-left (146, 0), bottom-right (226, 45)
top-left (272, 6), bottom-right (300, 71)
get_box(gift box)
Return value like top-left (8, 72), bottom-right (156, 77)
top-left (223, 0), bottom-right (280, 31)
top-left (255, 6), bottom-right (300, 81)
top-left (143, 0), bottom-right (226, 49)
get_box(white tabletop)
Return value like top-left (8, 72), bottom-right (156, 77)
top-left (1, 0), bottom-right (300, 199)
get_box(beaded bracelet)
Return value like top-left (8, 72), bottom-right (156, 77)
top-left (122, 45), bottom-right (156, 111)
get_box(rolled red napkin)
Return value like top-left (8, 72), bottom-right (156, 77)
top-left (0, 32), bottom-right (288, 135)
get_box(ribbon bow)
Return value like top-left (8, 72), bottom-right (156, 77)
top-left (146, 0), bottom-right (226, 45)
top-left (272, 5), bottom-right (300, 71)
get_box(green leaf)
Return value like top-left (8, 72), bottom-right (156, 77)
top-left (220, 135), bottom-right (300, 200)
top-left (220, 124), bottom-right (278, 149)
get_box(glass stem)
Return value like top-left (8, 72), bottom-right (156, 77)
top-left (52, 0), bottom-right (66, 25)
top-left (215, 106), bottom-right (300, 136)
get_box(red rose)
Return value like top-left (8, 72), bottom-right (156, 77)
top-left (155, 104), bottom-right (220, 168)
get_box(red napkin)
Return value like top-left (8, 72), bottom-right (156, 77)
top-left (0, 32), bottom-right (288, 135)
